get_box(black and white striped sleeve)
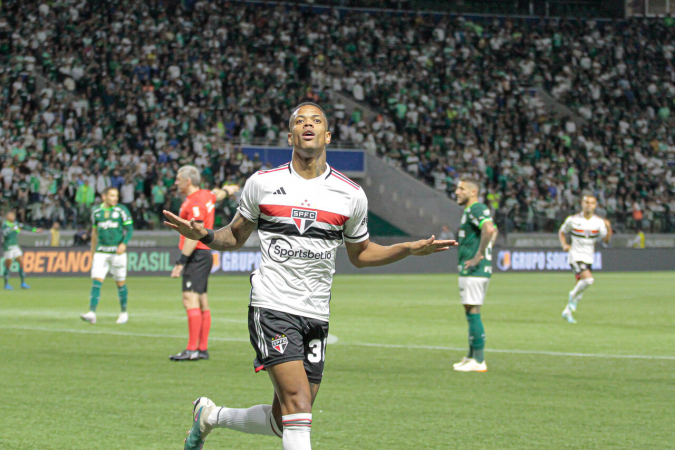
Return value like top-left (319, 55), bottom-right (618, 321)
top-left (343, 190), bottom-right (369, 244)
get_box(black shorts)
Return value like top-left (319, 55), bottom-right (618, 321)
top-left (570, 261), bottom-right (592, 280)
top-left (182, 249), bottom-right (213, 294)
top-left (248, 306), bottom-right (329, 384)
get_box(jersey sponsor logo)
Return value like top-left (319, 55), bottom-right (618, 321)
top-left (97, 220), bottom-right (120, 230)
top-left (267, 238), bottom-right (333, 263)
top-left (291, 208), bottom-right (317, 235)
top-left (271, 334), bottom-right (288, 354)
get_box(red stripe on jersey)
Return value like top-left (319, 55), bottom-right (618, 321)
top-left (573, 229), bottom-right (585, 233)
top-left (331, 169), bottom-right (360, 189)
top-left (260, 204), bottom-right (349, 226)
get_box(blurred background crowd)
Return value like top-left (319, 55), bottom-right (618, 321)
top-left (1, 0), bottom-right (674, 233)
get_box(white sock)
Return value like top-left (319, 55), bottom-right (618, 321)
top-left (208, 404), bottom-right (282, 438)
top-left (570, 278), bottom-right (594, 300)
top-left (282, 413), bottom-right (312, 450)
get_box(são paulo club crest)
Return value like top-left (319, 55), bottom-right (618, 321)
top-left (291, 208), bottom-right (317, 235)
top-left (271, 334), bottom-right (288, 354)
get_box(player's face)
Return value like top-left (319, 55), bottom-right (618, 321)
top-left (175, 172), bottom-right (191, 194)
top-left (287, 105), bottom-right (331, 155)
top-left (6, 211), bottom-right (16, 222)
top-left (582, 196), bottom-right (597, 215)
top-left (103, 189), bottom-right (119, 207)
top-left (455, 182), bottom-right (477, 206)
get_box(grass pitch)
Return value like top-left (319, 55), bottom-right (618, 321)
top-left (1, 272), bottom-right (674, 449)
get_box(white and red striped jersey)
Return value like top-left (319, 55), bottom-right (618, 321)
top-left (238, 162), bottom-right (369, 322)
top-left (559, 213), bottom-right (608, 264)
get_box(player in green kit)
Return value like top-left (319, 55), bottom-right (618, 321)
top-left (80, 187), bottom-right (133, 324)
top-left (453, 177), bottom-right (497, 372)
top-left (2, 210), bottom-right (43, 290)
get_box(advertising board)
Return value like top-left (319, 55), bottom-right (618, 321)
top-left (3, 247), bottom-right (673, 277)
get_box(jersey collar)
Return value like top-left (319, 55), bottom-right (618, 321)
top-left (288, 161), bottom-right (331, 182)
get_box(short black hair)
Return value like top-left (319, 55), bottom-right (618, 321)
top-left (460, 176), bottom-right (481, 194)
top-left (288, 102), bottom-right (329, 131)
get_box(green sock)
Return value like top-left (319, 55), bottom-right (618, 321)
top-left (89, 280), bottom-right (103, 312)
top-left (117, 285), bottom-right (128, 312)
top-left (467, 312), bottom-right (486, 363)
top-left (3, 266), bottom-right (8, 285)
top-left (19, 267), bottom-right (25, 284)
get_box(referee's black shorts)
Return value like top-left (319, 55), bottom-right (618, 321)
top-left (182, 249), bottom-right (213, 294)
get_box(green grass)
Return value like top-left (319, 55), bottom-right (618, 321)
top-left (1, 273), bottom-right (674, 449)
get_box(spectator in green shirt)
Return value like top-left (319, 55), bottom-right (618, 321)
top-left (151, 179), bottom-right (168, 221)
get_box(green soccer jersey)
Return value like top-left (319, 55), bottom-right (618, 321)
top-left (458, 202), bottom-right (493, 278)
top-left (1, 221), bottom-right (35, 251)
top-left (91, 205), bottom-right (134, 253)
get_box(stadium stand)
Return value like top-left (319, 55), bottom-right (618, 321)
top-left (1, 1), bottom-right (674, 233)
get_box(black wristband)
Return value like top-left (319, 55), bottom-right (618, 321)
top-left (176, 254), bottom-right (188, 265)
top-left (199, 228), bottom-right (215, 245)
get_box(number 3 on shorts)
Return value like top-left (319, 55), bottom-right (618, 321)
top-left (308, 338), bottom-right (327, 363)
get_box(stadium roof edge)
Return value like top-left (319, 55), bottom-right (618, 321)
top-left (235, 0), bottom-right (620, 21)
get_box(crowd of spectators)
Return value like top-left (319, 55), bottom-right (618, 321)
top-left (1, 1), bottom-right (674, 233)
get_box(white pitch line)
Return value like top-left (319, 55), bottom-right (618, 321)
top-left (345, 342), bottom-right (675, 361)
top-left (0, 309), bottom-right (248, 324)
top-left (2, 324), bottom-right (674, 361)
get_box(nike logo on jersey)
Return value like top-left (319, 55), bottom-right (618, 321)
top-left (273, 187), bottom-right (287, 195)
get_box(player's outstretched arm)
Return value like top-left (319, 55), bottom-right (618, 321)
top-left (212, 185), bottom-right (240, 202)
top-left (163, 210), bottom-right (256, 251)
top-left (345, 236), bottom-right (456, 269)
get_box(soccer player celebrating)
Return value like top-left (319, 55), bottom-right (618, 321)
top-left (2, 210), bottom-right (42, 290)
top-left (80, 187), bottom-right (133, 324)
top-left (452, 178), bottom-right (497, 373)
top-left (169, 166), bottom-right (238, 361)
top-left (559, 192), bottom-right (611, 323)
top-left (163, 103), bottom-right (456, 450)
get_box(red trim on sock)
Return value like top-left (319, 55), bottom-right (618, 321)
top-left (198, 310), bottom-right (211, 351)
top-left (186, 308), bottom-right (202, 351)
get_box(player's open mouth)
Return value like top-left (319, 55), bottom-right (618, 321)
top-left (302, 131), bottom-right (315, 141)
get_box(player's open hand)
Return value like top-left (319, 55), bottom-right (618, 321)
top-left (562, 243), bottom-right (571, 252)
top-left (409, 235), bottom-right (457, 256)
top-left (163, 210), bottom-right (208, 240)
